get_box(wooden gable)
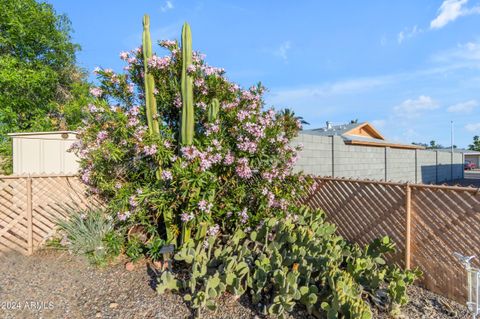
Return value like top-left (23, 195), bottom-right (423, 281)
top-left (344, 122), bottom-right (385, 140)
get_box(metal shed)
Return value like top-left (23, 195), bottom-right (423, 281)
top-left (8, 131), bottom-right (80, 175)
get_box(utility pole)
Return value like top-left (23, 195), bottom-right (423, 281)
top-left (451, 121), bottom-right (454, 181)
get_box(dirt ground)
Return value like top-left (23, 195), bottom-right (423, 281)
top-left (0, 250), bottom-right (471, 319)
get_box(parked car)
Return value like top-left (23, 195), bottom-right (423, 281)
top-left (465, 161), bottom-right (476, 170)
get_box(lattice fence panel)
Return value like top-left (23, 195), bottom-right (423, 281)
top-left (304, 177), bottom-right (480, 304)
top-left (0, 178), bottom-right (28, 254)
top-left (0, 175), bottom-right (103, 256)
top-left (304, 178), bottom-right (407, 266)
top-left (411, 186), bottom-right (480, 303)
top-left (31, 176), bottom-right (103, 249)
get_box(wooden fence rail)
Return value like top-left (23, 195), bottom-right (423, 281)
top-left (0, 174), bottom-right (101, 255)
top-left (304, 177), bottom-right (480, 303)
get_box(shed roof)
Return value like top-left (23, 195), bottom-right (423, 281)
top-left (8, 131), bottom-right (77, 137)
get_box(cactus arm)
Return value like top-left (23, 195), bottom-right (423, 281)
top-left (142, 15), bottom-right (160, 136)
top-left (180, 22), bottom-right (194, 145)
top-left (208, 98), bottom-right (219, 122)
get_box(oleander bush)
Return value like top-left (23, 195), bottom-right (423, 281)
top-left (71, 19), bottom-right (307, 248)
top-left (70, 16), bottom-right (420, 317)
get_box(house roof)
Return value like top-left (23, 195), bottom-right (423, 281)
top-left (8, 131), bottom-right (77, 137)
top-left (304, 122), bottom-right (424, 150)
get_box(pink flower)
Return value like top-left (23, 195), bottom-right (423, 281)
top-left (207, 224), bottom-right (220, 236)
top-left (198, 200), bottom-right (212, 213)
top-left (173, 94), bottom-right (182, 108)
top-left (129, 196), bottom-right (137, 207)
top-left (88, 104), bottom-right (100, 113)
top-left (235, 158), bottom-right (252, 179)
top-left (238, 208), bottom-right (248, 224)
top-left (90, 87), bottom-right (103, 98)
top-left (143, 145), bottom-right (157, 156)
top-left (96, 131), bottom-right (108, 142)
top-left (161, 170), bottom-right (173, 181)
top-left (181, 212), bottom-right (194, 223)
top-left (181, 146), bottom-right (199, 160)
top-left (160, 40), bottom-right (177, 49)
top-left (120, 51), bottom-right (129, 60)
top-left (147, 55), bottom-right (171, 69)
top-left (237, 110), bottom-right (251, 121)
top-left (117, 211), bottom-right (131, 221)
top-left (223, 152), bottom-right (234, 165)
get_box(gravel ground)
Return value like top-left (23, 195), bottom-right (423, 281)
top-left (0, 250), bottom-right (471, 319)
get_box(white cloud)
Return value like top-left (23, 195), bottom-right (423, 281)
top-left (432, 40), bottom-right (480, 63)
top-left (397, 26), bottom-right (422, 44)
top-left (269, 76), bottom-right (388, 104)
top-left (447, 99), bottom-right (478, 113)
top-left (274, 41), bottom-right (291, 61)
top-left (430, 0), bottom-right (480, 29)
top-left (393, 96), bottom-right (439, 118)
top-left (160, 1), bottom-right (174, 12)
top-left (465, 122), bottom-right (480, 132)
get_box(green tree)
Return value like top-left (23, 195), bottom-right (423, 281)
top-left (469, 136), bottom-right (480, 151)
top-left (0, 0), bottom-right (89, 173)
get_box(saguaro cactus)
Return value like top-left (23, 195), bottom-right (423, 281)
top-left (142, 15), bottom-right (160, 136)
top-left (180, 22), bottom-right (194, 146)
top-left (208, 98), bottom-right (220, 122)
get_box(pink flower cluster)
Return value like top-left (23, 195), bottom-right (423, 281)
top-left (235, 158), bottom-right (252, 179)
top-left (90, 87), bottom-right (103, 97)
top-left (143, 145), bottom-right (157, 156)
top-left (181, 212), bottom-right (194, 223)
top-left (198, 200), bottom-right (213, 213)
top-left (147, 55), bottom-right (171, 70)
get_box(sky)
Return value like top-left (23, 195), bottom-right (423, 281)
top-left (46, 0), bottom-right (480, 148)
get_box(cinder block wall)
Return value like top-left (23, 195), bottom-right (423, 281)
top-left (293, 132), bottom-right (464, 183)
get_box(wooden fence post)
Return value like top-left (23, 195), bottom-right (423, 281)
top-left (405, 183), bottom-right (412, 270)
top-left (26, 176), bottom-right (33, 255)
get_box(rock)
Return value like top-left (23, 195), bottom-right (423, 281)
top-left (109, 302), bottom-right (118, 309)
top-left (125, 262), bottom-right (135, 271)
top-left (95, 312), bottom-right (102, 318)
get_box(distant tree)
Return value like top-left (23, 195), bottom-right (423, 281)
top-left (412, 142), bottom-right (428, 147)
top-left (279, 108), bottom-right (309, 129)
top-left (469, 136), bottom-right (480, 151)
top-left (427, 140), bottom-right (444, 149)
top-left (0, 0), bottom-right (90, 173)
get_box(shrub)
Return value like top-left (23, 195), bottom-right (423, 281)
top-left (57, 210), bottom-right (122, 266)
top-left (158, 207), bottom-right (420, 318)
top-left (71, 20), bottom-right (307, 248)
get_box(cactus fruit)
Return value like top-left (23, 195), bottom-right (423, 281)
top-left (142, 15), bottom-right (160, 136)
top-left (207, 98), bottom-right (219, 122)
top-left (180, 22), bottom-right (194, 146)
